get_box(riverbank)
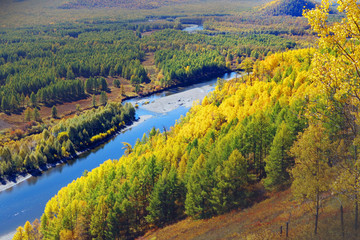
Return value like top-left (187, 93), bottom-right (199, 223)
top-left (0, 230), bottom-right (15, 240)
top-left (142, 72), bottom-right (240, 113)
top-left (0, 115), bottom-right (152, 194)
top-left (142, 85), bottom-right (211, 113)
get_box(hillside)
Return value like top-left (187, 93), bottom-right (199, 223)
top-left (14, 47), bottom-right (316, 239)
top-left (260, 0), bottom-right (316, 16)
top-left (10, 0), bottom-right (360, 239)
top-left (140, 189), bottom-right (357, 240)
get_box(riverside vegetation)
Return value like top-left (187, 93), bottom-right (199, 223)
top-left (6, 0), bottom-right (360, 239)
top-left (0, 14), bottom-right (301, 180)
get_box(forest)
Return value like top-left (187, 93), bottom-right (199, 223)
top-left (12, 46), bottom-right (313, 239)
top-left (0, 19), bottom-right (297, 115)
top-left (0, 102), bottom-right (135, 178)
top-left (12, 0), bottom-right (360, 238)
top-left (0, 13), bottom-right (301, 181)
top-left (3, 0), bottom-right (360, 239)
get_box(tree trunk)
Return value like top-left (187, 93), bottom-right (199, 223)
top-left (341, 205), bottom-right (344, 239)
top-left (355, 197), bottom-right (358, 233)
top-left (315, 192), bottom-right (319, 235)
top-left (286, 222), bottom-right (289, 238)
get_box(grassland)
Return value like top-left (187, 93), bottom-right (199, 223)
top-left (0, 0), bottom-right (268, 28)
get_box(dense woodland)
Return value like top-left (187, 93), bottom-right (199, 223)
top-left (7, 0), bottom-right (360, 239)
top-left (0, 17), bottom-right (300, 180)
top-left (0, 19), bottom-right (297, 115)
top-left (12, 46), bottom-right (313, 239)
top-left (0, 102), bottom-right (135, 179)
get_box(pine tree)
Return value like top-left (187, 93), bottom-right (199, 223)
top-left (185, 154), bottom-right (212, 219)
top-left (1, 96), bottom-right (7, 112)
top-left (146, 168), bottom-right (184, 225)
top-left (99, 77), bottom-right (108, 91)
top-left (66, 65), bottom-right (75, 79)
top-left (51, 106), bottom-right (58, 118)
top-left (100, 91), bottom-right (108, 106)
top-left (113, 79), bottom-right (120, 88)
top-left (24, 107), bottom-right (32, 122)
top-left (85, 78), bottom-right (93, 93)
top-left (30, 92), bottom-right (37, 107)
top-left (264, 121), bottom-right (294, 189)
top-left (210, 149), bottom-right (249, 214)
top-left (33, 108), bottom-right (40, 122)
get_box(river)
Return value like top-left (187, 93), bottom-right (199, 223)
top-left (0, 71), bottom-right (238, 239)
top-left (182, 24), bottom-right (204, 33)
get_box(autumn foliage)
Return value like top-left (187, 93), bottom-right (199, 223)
top-left (13, 1), bottom-right (360, 238)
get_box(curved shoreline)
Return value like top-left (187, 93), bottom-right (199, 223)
top-left (0, 115), bottom-right (153, 194)
top-left (0, 71), bottom-right (240, 240)
top-left (0, 71), bottom-right (241, 194)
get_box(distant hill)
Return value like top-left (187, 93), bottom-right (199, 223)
top-left (59, 0), bottom-right (190, 9)
top-left (259, 0), bottom-right (317, 17)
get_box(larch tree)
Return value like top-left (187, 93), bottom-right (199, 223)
top-left (210, 149), bottom-right (249, 214)
top-left (92, 94), bottom-right (96, 108)
top-left (239, 57), bottom-right (254, 83)
top-left (290, 123), bottom-right (333, 235)
top-left (305, 0), bottom-right (360, 231)
top-left (264, 121), bottom-right (294, 190)
top-left (100, 91), bottom-right (108, 106)
top-left (30, 92), bottom-right (37, 107)
top-left (51, 105), bottom-right (58, 118)
top-left (33, 108), bottom-right (40, 122)
top-left (13, 226), bottom-right (25, 240)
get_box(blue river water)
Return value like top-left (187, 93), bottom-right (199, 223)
top-left (0, 71), bottom-right (237, 238)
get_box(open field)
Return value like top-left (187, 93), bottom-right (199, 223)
top-left (0, 0), bottom-right (268, 28)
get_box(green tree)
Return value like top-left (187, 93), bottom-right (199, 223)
top-left (264, 121), bottom-right (294, 190)
top-left (76, 104), bottom-right (81, 114)
top-left (1, 96), bottom-right (7, 112)
top-left (146, 168), bottom-right (184, 226)
top-left (99, 77), bottom-right (108, 91)
top-left (185, 154), bottom-right (212, 219)
top-left (30, 92), bottom-right (37, 107)
top-left (51, 106), bottom-right (58, 118)
top-left (66, 66), bottom-right (75, 79)
top-left (33, 108), bottom-right (40, 122)
top-left (90, 196), bottom-right (107, 239)
top-left (85, 78), bottom-right (93, 93)
top-left (113, 79), bottom-right (120, 88)
top-left (210, 149), bottom-right (249, 214)
top-left (100, 91), bottom-right (108, 106)
top-left (24, 108), bottom-right (31, 122)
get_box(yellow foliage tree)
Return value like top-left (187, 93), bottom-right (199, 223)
top-left (291, 124), bottom-right (333, 235)
top-left (305, 0), bottom-right (360, 231)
